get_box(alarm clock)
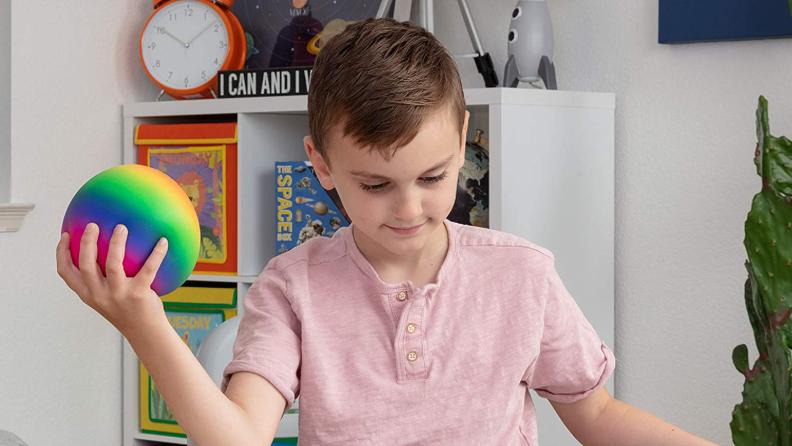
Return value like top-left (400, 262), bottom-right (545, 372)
top-left (140, 0), bottom-right (246, 100)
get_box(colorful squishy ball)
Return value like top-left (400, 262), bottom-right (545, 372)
top-left (61, 164), bottom-right (200, 297)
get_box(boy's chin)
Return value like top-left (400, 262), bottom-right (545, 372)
top-left (378, 223), bottom-right (439, 251)
top-left (381, 237), bottom-right (426, 254)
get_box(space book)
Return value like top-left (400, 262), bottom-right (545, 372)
top-left (275, 161), bottom-right (351, 255)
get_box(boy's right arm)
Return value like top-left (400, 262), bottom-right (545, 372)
top-left (127, 315), bottom-right (286, 446)
top-left (56, 223), bottom-right (286, 446)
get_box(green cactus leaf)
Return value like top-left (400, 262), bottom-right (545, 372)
top-left (782, 322), bottom-right (792, 350)
top-left (747, 358), bottom-right (779, 417)
top-left (731, 354), bottom-right (782, 445)
top-left (745, 265), bottom-right (769, 356)
top-left (756, 96), bottom-right (769, 177)
top-left (731, 399), bottom-right (778, 446)
top-left (745, 191), bottom-right (792, 316)
top-left (754, 96), bottom-right (792, 194)
top-left (734, 345), bottom-right (750, 374)
top-left (746, 97), bottom-right (792, 318)
top-left (746, 261), bottom-right (791, 440)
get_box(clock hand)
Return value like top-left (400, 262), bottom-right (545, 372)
top-left (159, 26), bottom-right (189, 48)
top-left (186, 20), bottom-right (219, 47)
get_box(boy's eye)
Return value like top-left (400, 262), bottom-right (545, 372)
top-left (359, 182), bottom-right (389, 193)
top-left (421, 172), bottom-right (448, 184)
top-left (358, 172), bottom-right (448, 194)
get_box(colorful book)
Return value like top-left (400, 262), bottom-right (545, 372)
top-left (276, 161), bottom-right (351, 255)
top-left (136, 123), bottom-right (238, 275)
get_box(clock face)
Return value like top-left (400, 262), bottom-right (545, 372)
top-left (141, 1), bottom-right (230, 91)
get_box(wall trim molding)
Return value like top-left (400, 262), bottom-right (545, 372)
top-left (0, 203), bottom-right (35, 232)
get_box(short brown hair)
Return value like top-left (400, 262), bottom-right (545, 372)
top-left (307, 17), bottom-right (466, 163)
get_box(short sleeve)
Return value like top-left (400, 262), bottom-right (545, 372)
top-left (525, 263), bottom-right (616, 403)
top-left (221, 267), bottom-right (301, 411)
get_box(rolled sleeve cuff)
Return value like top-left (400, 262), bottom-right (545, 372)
top-left (534, 342), bottom-right (616, 404)
top-left (221, 360), bottom-right (297, 412)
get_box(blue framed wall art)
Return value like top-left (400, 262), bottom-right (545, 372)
top-left (659, 0), bottom-right (792, 44)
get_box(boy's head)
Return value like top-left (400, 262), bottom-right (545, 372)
top-left (304, 18), bottom-right (469, 258)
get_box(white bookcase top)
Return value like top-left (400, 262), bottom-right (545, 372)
top-left (123, 87), bottom-right (615, 118)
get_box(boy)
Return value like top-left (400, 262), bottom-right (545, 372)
top-left (56, 18), bottom-right (718, 446)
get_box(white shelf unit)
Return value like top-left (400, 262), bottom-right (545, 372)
top-left (121, 87), bottom-right (615, 446)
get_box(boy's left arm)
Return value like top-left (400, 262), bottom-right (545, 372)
top-left (550, 387), bottom-right (720, 446)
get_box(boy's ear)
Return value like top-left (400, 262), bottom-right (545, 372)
top-left (303, 136), bottom-right (336, 190)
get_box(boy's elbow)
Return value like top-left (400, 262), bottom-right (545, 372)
top-left (549, 387), bottom-right (619, 444)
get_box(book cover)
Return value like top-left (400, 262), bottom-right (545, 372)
top-left (136, 123), bottom-right (238, 275)
top-left (276, 161), bottom-right (350, 255)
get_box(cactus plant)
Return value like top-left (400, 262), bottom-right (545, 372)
top-left (731, 96), bottom-right (792, 445)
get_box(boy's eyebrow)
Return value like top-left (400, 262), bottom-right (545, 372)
top-left (349, 154), bottom-right (455, 181)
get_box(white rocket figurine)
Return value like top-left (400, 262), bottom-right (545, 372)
top-left (503, 0), bottom-right (557, 89)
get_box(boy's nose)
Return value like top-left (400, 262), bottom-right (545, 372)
top-left (392, 188), bottom-right (422, 222)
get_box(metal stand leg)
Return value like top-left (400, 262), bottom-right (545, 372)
top-left (376, 0), bottom-right (393, 19)
top-left (156, 89), bottom-right (166, 102)
top-left (379, 0), bottom-right (498, 87)
top-left (456, 0), bottom-right (498, 87)
top-left (425, 0), bottom-right (433, 34)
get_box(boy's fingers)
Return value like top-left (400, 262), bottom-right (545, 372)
top-left (106, 225), bottom-right (129, 290)
top-left (132, 237), bottom-right (168, 290)
top-left (56, 232), bottom-right (90, 298)
top-left (78, 223), bottom-right (104, 293)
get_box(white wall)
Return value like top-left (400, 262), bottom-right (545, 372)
top-left (0, 1), bottom-right (158, 444)
top-left (0, 0), bottom-right (10, 203)
top-left (0, 0), bottom-right (770, 444)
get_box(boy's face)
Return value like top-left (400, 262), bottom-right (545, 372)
top-left (304, 108), bottom-right (470, 258)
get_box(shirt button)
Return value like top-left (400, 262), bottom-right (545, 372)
top-left (406, 323), bottom-right (416, 334)
top-left (407, 351), bottom-right (418, 362)
top-left (397, 291), bottom-right (407, 301)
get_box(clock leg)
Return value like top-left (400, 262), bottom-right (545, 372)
top-left (210, 87), bottom-right (218, 99)
top-left (156, 89), bottom-right (166, 102)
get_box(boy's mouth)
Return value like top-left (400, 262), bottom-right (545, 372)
top-left (385, 222), bottom-right (425, 235)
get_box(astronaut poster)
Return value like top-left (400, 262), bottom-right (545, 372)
top-left (230, 0), bottom-right (394, 69)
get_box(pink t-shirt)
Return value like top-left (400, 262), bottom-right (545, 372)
top-left (221, 220), bottom-right (615, 445)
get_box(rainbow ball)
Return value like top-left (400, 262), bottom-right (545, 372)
top-left (61, 164), bottom-right (200, 297)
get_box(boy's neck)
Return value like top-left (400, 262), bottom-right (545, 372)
top-left (353, 222), bottom-right (449, 288)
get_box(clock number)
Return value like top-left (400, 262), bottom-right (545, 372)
top-left (148, 42), bottom-right (156, 49)
top-left (219, 41), bottom-right (226, 49)
top-left (185, 5), bottom-right (193, 16)
top-left (201, 71), bottom-right (206, 79)
top-left (157, 27), bottom-right (165, 35)
top-left (184, 76), bottom-right (189, 86)
top-left (214, 24), bottom-right (220, 33)
top-left (214, 58), bottom-right (219, 65)
top-left (169, 12), bottom-right (177, 21)
top-left (168, 72), bottom-right (173, 80)
top-left (155, 60), bottom-right (161, 68)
